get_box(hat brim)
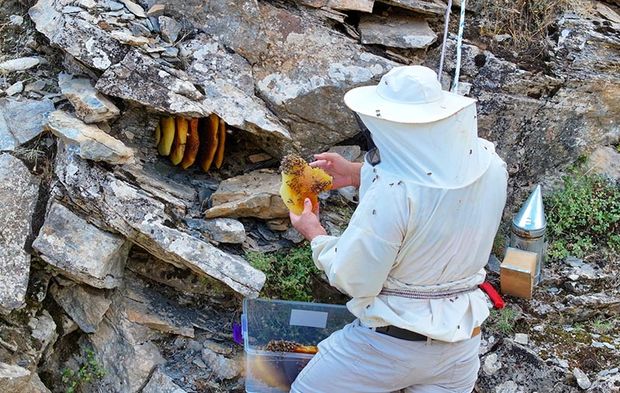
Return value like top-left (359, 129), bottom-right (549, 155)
top-left (344, 85), bottom-right (476, 124)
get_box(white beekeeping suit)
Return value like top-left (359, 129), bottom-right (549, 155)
top-left (311, 66), bottom-right (508, 342)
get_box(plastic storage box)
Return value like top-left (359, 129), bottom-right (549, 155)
top-left (242, 298), bottom-right (355, 393)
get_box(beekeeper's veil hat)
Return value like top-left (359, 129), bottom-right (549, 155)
top-left (344, 65), bottom-right (494, 189)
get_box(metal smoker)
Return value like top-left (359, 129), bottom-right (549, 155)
top-left (510, 185), bottom-right (547, 285)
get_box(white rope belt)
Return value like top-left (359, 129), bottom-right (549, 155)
top-left (380, 286), bottom-right (479, 299)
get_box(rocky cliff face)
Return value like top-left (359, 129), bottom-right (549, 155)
top-left (0, 0), bottom-right (619, 391)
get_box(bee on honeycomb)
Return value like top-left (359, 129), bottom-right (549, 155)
top-left (279, 154), bottom-right (333, 215)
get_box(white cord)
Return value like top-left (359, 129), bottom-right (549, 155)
top-left (437, 0), bottom-right (453, 83)
top-left (451, 0), bottom-right (467, 93)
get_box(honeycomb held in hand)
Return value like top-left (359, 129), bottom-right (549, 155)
top-left (280, 154), bottom-right (332, 215)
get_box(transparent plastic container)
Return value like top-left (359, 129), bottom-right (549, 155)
top-left (242, 298), bottom-right (355, 393)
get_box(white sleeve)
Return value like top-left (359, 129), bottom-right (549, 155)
top-left (310, 179), bottom-right (407, 298)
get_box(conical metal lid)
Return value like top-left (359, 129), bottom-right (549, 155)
top-left (512, 184), bottom-right (547, 238)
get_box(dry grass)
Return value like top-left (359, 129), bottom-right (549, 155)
top-left (477, 0), bottom-right (570, 53)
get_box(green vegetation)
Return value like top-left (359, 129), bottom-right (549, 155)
top-left (61, 349), bottom-right (106, 393)
top-left (487, 307), bottom-right (518, 335)
top-left (246, 244), bottom-right (320, 302)
top-left (591, 319), bottom-right (614, 335)
top-left (545, 175), bottom-right (620, 260)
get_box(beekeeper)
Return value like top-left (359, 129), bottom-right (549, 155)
top-left (289, 65), bottom-right (508, 393)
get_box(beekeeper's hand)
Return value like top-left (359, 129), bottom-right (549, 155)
top-left (290, 198), bottom-right (327, 241)
top-left (311, 152), bottom-right (362, 190)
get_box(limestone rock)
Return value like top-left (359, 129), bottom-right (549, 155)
top-left (50, 282), bottom-right (112, 333)
top-left (187, 218), bottom-right (246, 244)
top-left (126, 251), bottom-right (232, 298)
top-left (201, 347), bottom-right (240, 380)
top-left (82, 293), bottom-right (165, 393)
top-left (0, 57), bottom-right (41, 73)
top-left (255, 3), bottom-right (396, 153)
top-left (159, 16), bottom-right (181, 43)
top-left (0, 154), bottom-right (39, 314)
top-left (33, 202), bottom-right (129, 289)
top-left (476, 339), bottom-right (573, 391)
top-left (0, 363), bottom-right (51, 393)
top-left (359, 15), bottom-right (437, 49)
top-left (123, 275), bottom-right (195, 337)
top-left (58, 74), bottom-right (120, 123)
top-left (27, 310), bottom-right (58, 356)
top-left (54, 143), bottom-right (265, 297)
top-left (120, 0), bottom-right (147, 17)
top-left (328, 0), bottom-right (374, 12)
top-left (0, 98), bottom-right (54, 151)
top-left (29, 0), bottom-right (128, 70)
top-left (587, 146), bottom-right (620, 181)
top-left (96, 47), bottom-right (290, 157)
top-left (377, 0), bottom-right (447, 14)
top-left (5, 81), bottom-right (24, 96)
top-left (46, 110), bottom-right (134, 164)
top-left (573, 367), bottom-right (591, 390)
top-left (142, 368), bottom-right (186, 393)
top-left (147, 4), bottom-right (165, 17)
top-left (205, 170), bottom-right (288, 219)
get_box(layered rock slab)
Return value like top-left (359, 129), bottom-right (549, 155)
top-left (255, 3), bottom-right (396, 153)
top-left (54, 143), bottom-right (265, 296)
top-left (58, 74), bottom-right (120, 123)
top-left (0, 98), bottom-right (54, 152)
top-left (29, 0), bottom-right (128, 70)
top-left (33, 202), bottom-right (129, 289)
top-left (46, 110), bottom-right (134, 164)
top-left (0, 154), bottom-right (40, 314)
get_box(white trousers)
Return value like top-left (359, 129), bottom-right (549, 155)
top-left (290, 321), bottom-right (481, 393)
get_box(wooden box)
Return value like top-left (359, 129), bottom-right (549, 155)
top-left (500, 247), bottom-right (537, 299)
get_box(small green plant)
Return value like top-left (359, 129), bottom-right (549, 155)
top-left (246, 245), bottom-right (319, 302)
top-left (545, 175), bottom-right (620, 261)
top-left (62, 349), bottom-right (106, 393)
top-left (487, 307), bottom-right (518, 335)
top-left (591, 319), bottom-right (614, 335)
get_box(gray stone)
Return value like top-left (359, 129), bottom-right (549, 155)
top-left (95, 49), bottom-right (290, 157)
top-left (159, 16), bottom-right (182, 43)
top-left (5, 81), bottom-right (24, 96)
top-left (376, 0), bottom-right (447, 14)
top-left (120, 0), bottom-right (147, 17)
top-left (514, 333), bottom-right (529, 345)
top-left (255, 3), bottom-right (396, 154)
top-left (27, 310), bottom-right (58, 355)
top-left (476, 339), bottom-right (573, 391)
top-left (187, 218), bottom-right (246, 244)
top-left (205, 170), bottom-right (289, 220)
top-left (126, 253), bottom-right (232, 298)
top-left (29, 0), bottom-right (128, 70)
top-left (0, 363), bottom-right (51, 393)
top-left (82, 293), bottom-right (165, 393)
top-left (0, 98), bottom-right (54, 151)
top-left (110, 30), bottom-right (150, 46)
top-left (201, 348), bottom-right (240, 380)
top-left (482, 353), bottom-right (502, 375)
top-left (327, 145), bottom-right (362, 162)
top-left (163, 47), bottom-right (179, 57)
top-left (9, 15), bottom-right (24, 26)
top-left (587, 146), bottom-right (620, 181)
top-left (0, 57), bottom-right (41, 73)
top-left (58, 74), bottom-right (120, 123)
top-left (63, 5), bottom-right (83, 13)
top-left (327, 0), bottom-right (374, 12)
top-left (33, 202), bottom-right (129, 289)
top-left (50, 282), bottom-right (111, 333)
top-left (359, 14), bottom-right (437, 49)
top-left (123, 275), bottom-right (195, 337)
top-left (55, 143), bottom-right (265, 297)
top-left (142, 368), bottom-right (186, 393)
top-left (0, 154), bottom-right (39, 314)
top-left (147, 4), bottom-right (166, 17)
top-left (573, 367), bottom-right (591, 390)
top-left (46, 110), bottom-right (134, 164)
